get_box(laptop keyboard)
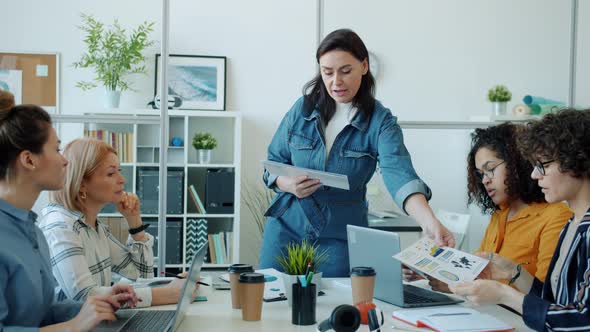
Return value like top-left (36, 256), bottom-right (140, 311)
top-left (403, 284), bottom-right (456, 304)
top-left (121, 310), bottom-right (175, 332)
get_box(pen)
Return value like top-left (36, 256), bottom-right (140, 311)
top-left (306, 271), bottom-right (314, 285)
top-left (299, 275), bottom-right (307, 287)
top-left (428, 312), bottom-right (472, 317)
top-left (163, 271), bottom-right (184, 279)
top-left (304, 262), bottom-right (312, 280)
top-left (162, 271), bottom-right (210, 286)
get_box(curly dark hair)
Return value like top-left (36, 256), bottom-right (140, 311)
top-left (467, 123), bottom-right (545, 214)
top-left (519, 108), bottom-right (590, 178)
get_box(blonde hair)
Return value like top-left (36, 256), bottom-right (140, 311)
top-left (50, 138), bottom-right (116, 213)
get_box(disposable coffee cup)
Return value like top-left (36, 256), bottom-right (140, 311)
top-left (228, 264), bottom-right (254, 309)
top-left (239, 272), bottom-right (265, 321)
top-left (350, 266), bottom-right (376, 305)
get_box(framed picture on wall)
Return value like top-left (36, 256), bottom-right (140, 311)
top-left (155, 54), bottom-right (226, 111)
top-left (0, 52), bottom-right (60, 114)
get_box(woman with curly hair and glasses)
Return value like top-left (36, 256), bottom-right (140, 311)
top-left (426, 123), bottom-right (571, 292)
top-left (450, 109), bottom-right (590, 332)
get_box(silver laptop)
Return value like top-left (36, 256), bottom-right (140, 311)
top-left (347, 225), bottom-right (462, 308)
top-left (96, 241), bottom-right (209, 332)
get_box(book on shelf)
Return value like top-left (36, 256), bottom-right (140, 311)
top-left (204, 232), bottom-right (231, 264)
top-left (188, 184), bottom-right (207, 214)
top-left (214, 233), bottom-right (223, 264)
top-left (84, 129), bottom-right (133, 163)
top-left (207, 234), bottom-right (216, 263)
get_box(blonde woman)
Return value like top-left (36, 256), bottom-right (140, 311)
top-left (39, 138), bottom-right (184, 307)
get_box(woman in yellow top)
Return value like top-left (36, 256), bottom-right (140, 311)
top-left (428, 123), bottom-right (571, 291)
top-left (467, 123), bottom-right (571, 281)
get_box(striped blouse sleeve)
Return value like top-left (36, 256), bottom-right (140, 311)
top-left (104, 223), bottom-right (155, 280)
top-left (523, 233), bottom-right (590, 331)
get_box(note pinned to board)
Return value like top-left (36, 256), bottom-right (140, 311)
top-left (262, 160), bottom-right (350, 190)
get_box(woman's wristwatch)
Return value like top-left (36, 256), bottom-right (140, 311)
top-left (128, 224), bottom-right (149, 235)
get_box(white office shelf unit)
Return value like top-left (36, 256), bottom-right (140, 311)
top-left (52, 110), bottom-right (242, 272)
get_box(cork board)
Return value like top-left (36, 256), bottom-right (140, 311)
top-left (0, 52), bottom-right (59, 112)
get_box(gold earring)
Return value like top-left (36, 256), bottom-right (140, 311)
top-left (80, 192), bottom-right (87, 200)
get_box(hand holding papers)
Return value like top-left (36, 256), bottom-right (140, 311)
top-left (262, 160), bottom-right (350, 190)
top-left (393, 238), bottom-right (489, 285)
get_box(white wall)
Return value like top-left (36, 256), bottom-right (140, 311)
top-left (3, 0), bottom-right (586, 263)
top-left (577, 1), bottom-right (590, 106)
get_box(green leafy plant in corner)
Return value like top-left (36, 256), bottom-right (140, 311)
top-left (241, 181), bottom-right (274, 237)
top-left (276, 240), bottom-right (330, 275)
top-left (192, 132), bottom-right (218, 150)
top-left (73, 13), bottom-right (155, 92)
top-left (487, 85), bottom-right (512, 102)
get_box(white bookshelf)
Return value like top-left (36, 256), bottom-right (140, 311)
top-left (53, 109), bottom-right (241, 271)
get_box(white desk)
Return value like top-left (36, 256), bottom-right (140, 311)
top-left (169, 279), bottom-right (533, 331)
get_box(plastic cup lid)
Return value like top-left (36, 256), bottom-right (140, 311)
top-left (350, 266), bottom-right (376, 277)
top-left (228, 264), bottom-right (254, 273)
top-left (239, 272), bottom-right (265, 283)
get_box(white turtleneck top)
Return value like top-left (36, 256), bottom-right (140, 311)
top-left (324, 102), bottom-right (357, 157)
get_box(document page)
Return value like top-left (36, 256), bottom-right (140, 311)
top-left (393, 238), bottom-right (489, 284)
top-left (262, 160), bottom-right (350, 190)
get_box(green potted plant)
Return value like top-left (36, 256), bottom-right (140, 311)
top-left (276, 240), bottom-right (329, 306)
top-left (192, 132), bottom-right (218, 164)
top-left (488, 85), bottom-right (512, 116)
top-left (73, 13), bottom-right (155, 108)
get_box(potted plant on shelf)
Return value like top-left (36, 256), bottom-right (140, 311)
top-left (192, 132), bottom-right (218, 164)
top-left (73, 13), bottom-right (155, 108)
top-left (276, 240), bottom-right (329, 306)
top-left (488, 85), bottom-right (512, 116)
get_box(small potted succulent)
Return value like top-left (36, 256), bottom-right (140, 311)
top-left (488, 85), bottom-right (512, 116)
top-left (276, 240), bottom-right (329, 306)
top-left (192, 132), bottom-right (217, 164)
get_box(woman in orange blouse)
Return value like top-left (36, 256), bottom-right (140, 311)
top-left (428, 123), bottom-right (571, 291)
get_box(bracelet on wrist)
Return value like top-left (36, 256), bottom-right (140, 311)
top-left (128, 223), bottom-right (149, 235)
top-left (508, 264), bottom-right (521, 285)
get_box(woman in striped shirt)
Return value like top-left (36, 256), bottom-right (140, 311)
top-left (39, 138), bottom-right (185, 307)
top-left (450, 109), bottom-right (590, 331)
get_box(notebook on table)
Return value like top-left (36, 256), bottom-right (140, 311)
top-left (392, 307), bottom-right (514, 332)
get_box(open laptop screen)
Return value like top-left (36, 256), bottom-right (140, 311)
top-left (170, 241), bottom-right (208, 331)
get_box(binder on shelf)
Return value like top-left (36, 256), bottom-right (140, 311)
top-left (189, 184), bottom-right (207, 214)
top-left (186, 219), bottom-right (208, 264)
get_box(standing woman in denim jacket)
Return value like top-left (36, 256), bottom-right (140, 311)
top-left (260, 29), bottom-right (455, 277)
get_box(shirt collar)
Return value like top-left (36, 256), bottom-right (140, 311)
top-left (0, 198), bottom-right (38, 223)
top-left (501, 202), bottom-right (550, 222)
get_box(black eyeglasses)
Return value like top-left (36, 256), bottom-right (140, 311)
top-left (533, 159), bottom-right (555, 176)
top-left (474, 161), bottom-right (506, 181)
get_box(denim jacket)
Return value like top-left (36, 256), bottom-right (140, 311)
top-left (263, 97), bottom-right (431, 241)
